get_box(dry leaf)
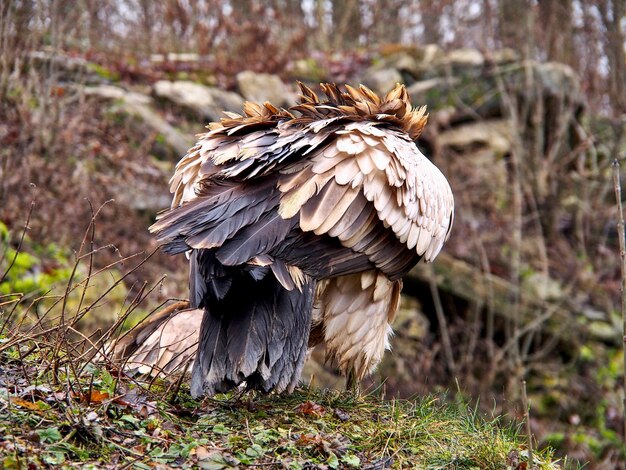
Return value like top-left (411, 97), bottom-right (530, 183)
top-left (195, 446), bottom-right (210, 460)
top-left (296, 434), bottom-right (323, 446)
top-left (85, 390), bottom-right (110, 403)
top-left (10, 397), bottom-right (43, 411)
top-left (296, 400), bottom-right (326, 417)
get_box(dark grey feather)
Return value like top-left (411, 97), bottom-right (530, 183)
top-left (215, 210), bottom-right (298, 266)
top-left (189, 269), bottom-right (315, 398)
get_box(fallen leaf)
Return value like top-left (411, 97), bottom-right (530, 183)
top-left (296, 400), bottom-right (326, 417)
top-left (20, 385), bottom-right (52, 397)
top-left (72, 389), bottom-right (110, 403)
top-left (89, 390), bottom-right (110, 403)
top-left (296, 433), bottom-right (323, 446)
top-left (139, 404), bottom-right (150, 419)
top-left (132, 444), bottom-right (147, 454)
top-left (195, 446), bottom-right (210, 460)
top-left (10, 397), bottom-right (43, 411)
top-left (507, 449), bottom-right (520, 467)
top-left (113, 397), bottom-right (132, 407)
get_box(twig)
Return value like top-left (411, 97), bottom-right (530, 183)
top-left (611, 159), bottom-right (626, 453)
top-left (0, 293), bottom-right (23, 337)
top-left (521, 379), bottom-right (533, 469)
top-left (0, 200), bottom-right (34, 282)
top-left (427, 265), bottom-right (457, 376)
top-left (244, 417), bottom-right (254, 445)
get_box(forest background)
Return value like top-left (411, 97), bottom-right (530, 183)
top-left (1, 0), bottom-right (625, 468)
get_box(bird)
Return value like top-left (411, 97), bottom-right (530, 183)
top-left (113, 82), bottom-right (454, 398)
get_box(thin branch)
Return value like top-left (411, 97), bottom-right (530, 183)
top-left (427, 264), bottom-right (457, 376)
top-left (0, 200), bottom-right (34, 283)
top-left (521, 379), bottom-right (533, 468)
top-left (611, 158), bottom-right (626, 453)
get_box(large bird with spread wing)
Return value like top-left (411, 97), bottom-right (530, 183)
top-left (114, 83), bottom-right (454, 397)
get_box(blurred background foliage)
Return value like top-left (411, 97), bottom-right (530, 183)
top-left (0, 0), bottom-right (625, 467)
top-left (1, 0), bottom-right (624, 115)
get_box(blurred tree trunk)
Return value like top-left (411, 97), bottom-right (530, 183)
top-left (498, 0), bottom-right (533, 58)
top-left (279, 0), bottom-right (305, 27)
top-left (578, 1), bottom-right (604, 112)
top-left (84, 0), bottom-right (100, 50)
top-left (313, 0), bottom-right (330, 50)
top-left (420, 0), bottom-right (442, 44)
top-left (231, 0), bottom-right (254, 19)
top-left (272, 0), bottom-right (307, 45)
top-left (137, 0), bottom-right (155, 54)
top-left (370, 0), bottom-right (402, 45)
top-left (597, 0), bottom-right (626, 117)
top-left (332, 0), bottom-right (361, 49)
top-left (538, 0), bottom-right (575, 66)
top-left (1, 0), bottom-right (33, 51)
top-left (481, 0), bottom-right (496, 49)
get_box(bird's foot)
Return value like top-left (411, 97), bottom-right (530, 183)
top-left (345, 370), bottom-right (361, 398)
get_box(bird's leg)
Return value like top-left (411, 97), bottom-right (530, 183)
top-left (345, 369), bottom-right (361, 397)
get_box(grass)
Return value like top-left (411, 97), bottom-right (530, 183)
top-left (0, 332), bottom-right (559, 469)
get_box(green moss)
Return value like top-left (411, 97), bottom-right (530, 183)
top-left (87, 63), bottom-right (121, 81)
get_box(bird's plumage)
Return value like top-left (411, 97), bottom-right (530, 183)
top-left (118, 83), bottom-right (454, 397)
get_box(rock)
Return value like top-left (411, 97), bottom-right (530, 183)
top-left (289, 58), bottom-right (327, 82)
top-left (489, 48), bottom-right (520, 64)
top-left (378, 44), bottom-right (446, 80)
top-left (421, 44), bottom-right (446, 66)
top-left (359, 66), bottom-right (403, 95)
top-left (498, 61), bottom-right (582, 105)
top-left (588, 321), bottom-right (619, 342)
top-left (362, 46), bottom-right (446, 87)
top-left (28, 50), bottom-right (104, 84)
top-left (83, 84), bottom-right (152, 106)
top-left (446, 48), bottom-right (485, 67)
top-left (407, 77), bottom-right (459, 109)
top-left (112, 177), bottom-right (172, 211)
top-left (153, 80), bottom-right (245, 122)
top-left (392, 297), bottom-right (429, 341)
top-left (408, 252), bottom-right (588, 346)
top-left (82, 84), bottom-right (193, 156)
top-left (533, 62), bottom-right (581, 100)
top-left (150, 52), bottom-right (200, 63)
top-left (377, 51), bottom-right (421, 79)
top-left (437, 120), bottom-right (512, 156)
top-left (236, 71), bottom-right (295, 107)
top-left (408, 78), bottom-right (454, 97)
top-left (437, 120), bottom-right (511, 209)
top-left (413, 48), bottom-right (485, 81)
top-left (302, 347), bottom-right (345, 390)
top-left (522, 271), bottom-right (564, 302)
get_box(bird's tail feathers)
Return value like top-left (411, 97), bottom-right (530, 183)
top-left (190, 271), bottom-right (315, 397)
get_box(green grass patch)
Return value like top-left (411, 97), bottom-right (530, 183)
top-left (0, 337), bottom-right (559, 469)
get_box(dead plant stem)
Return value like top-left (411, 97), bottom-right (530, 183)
top-left (521, 379), bottom-right (533, 468)
top-left (428, 265), bottom-right (457, 376)
top-left (611, 159), bottom-right (626, 453)
top-left (0, 201), bottom-right (34, 282)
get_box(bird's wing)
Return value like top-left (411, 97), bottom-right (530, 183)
top-left (111, 306), bottom-right (201, 376)
top-left (278, 121), bottom-right (454, 271)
